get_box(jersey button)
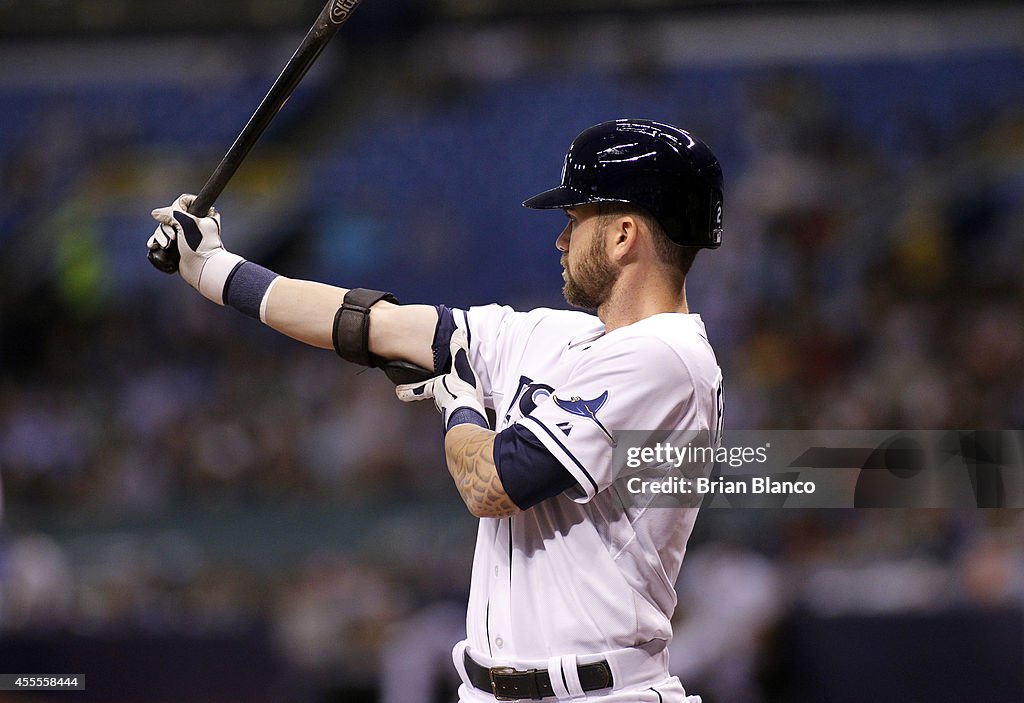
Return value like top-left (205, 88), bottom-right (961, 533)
top-left (494, 637), bottom-right (504, 649)
top-left (494, 566), bottom-right (500, 577)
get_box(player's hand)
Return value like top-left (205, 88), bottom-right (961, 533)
top-left (148, 193), bottom-right (244, 304)
top-left (396, 329), bottom-right (489, 432)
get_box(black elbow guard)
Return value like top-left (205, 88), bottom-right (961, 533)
top-left (332, 288), bottom-right (434, 386)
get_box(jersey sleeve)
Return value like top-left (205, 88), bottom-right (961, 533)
top-left (515, 334), bottom-right (699, 502)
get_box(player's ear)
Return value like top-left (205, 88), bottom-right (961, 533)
top-left (608, 214), bottom-right (639, 261)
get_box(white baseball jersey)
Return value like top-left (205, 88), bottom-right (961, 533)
top-left (443, 304), bottom-right (723, 699)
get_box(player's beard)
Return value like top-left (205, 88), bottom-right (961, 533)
top-left (562, 230), bottom-right (619, 310)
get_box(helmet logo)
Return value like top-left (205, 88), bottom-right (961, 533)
top-left (712, 201), bottom-right (723, 243)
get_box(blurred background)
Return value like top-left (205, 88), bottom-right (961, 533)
top-left (1, 0), bottom-right (1023, 701)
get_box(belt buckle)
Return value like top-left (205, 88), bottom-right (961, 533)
top-left (488, 666), bottom-right (518, 701)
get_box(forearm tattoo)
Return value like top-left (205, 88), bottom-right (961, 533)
top-left (445, 426), bottom-right (519, 518)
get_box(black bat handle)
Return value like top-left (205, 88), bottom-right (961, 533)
top-left (146, 180), bottom-right (219, 274)
top-left (148, 238), bottom-right (181, 274)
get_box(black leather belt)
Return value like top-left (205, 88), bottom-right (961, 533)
top-left (464, 650), bottom-right (614, 700)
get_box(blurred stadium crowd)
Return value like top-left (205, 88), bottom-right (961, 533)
top-left (1, 2), bottom-right (1023, 701)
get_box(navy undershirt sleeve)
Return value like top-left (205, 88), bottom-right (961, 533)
top-left (432, 305), bottom-right (458, 375)
top-left (493, 424), bottom-right (577, 510)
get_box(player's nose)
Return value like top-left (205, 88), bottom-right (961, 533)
top-left (555, 225), bottom-right (570, 253)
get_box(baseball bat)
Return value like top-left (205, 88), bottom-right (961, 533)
top-left (148, 0), bottom-right (365, 273)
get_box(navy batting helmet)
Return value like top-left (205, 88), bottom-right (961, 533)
top-left (523, 119), bottom-right (723, 248)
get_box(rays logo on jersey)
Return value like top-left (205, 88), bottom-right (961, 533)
top-left (506, 377), bottom-right (615, 444)
top-left (553, 390), bottom-right (615, 445)
top-left (504, 376), bottom-right (556, 427)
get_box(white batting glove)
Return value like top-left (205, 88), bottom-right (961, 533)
top-left (148, 193), bottom-right (244, 304)
top-left (396, 329), bottom-right (489, 432)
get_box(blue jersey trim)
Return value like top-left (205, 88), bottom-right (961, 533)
top-left (493, 424), bottom-right (575, 510)
top-left (462, 308), bottom-right (472, 354)
top-left (521, 416), bottom-right (600, 496)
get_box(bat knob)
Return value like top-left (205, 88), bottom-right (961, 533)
top-left (148, 245), bottom-right (181, 274)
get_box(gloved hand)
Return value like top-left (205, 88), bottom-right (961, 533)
top-left (396, 328), bottom-right (489, 432)
top-left (148, 194), bottom-right (244, 304)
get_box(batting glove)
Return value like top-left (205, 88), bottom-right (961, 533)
top-left (148, 194), bottom-right (244, 305)
top-left (396, 329), bottom-right (489, 432)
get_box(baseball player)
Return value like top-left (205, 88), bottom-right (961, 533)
top-left (148, 119), bottom-right (724, 702)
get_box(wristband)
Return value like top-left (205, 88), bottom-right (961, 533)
top-left (446, 407), bottom-right (489, 433)
top-left (222, 261), bottom-right (280, 320)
